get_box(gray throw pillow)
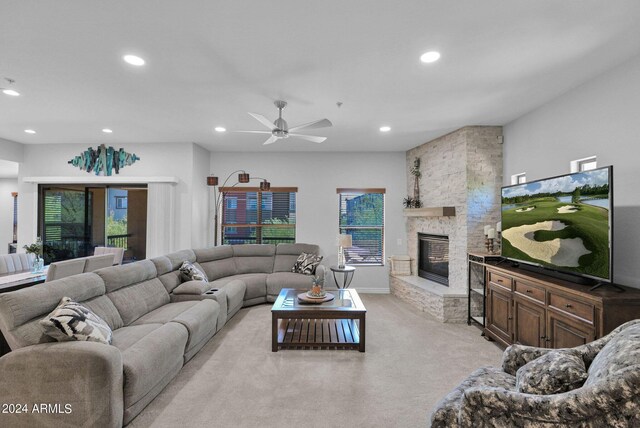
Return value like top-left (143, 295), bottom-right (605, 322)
top-left (292, 252), bottom-right (323, 275)
top-left (179, 261), bottom-right (209, 282)
top-left (40, 297), bottom-right (113, 345)
top-left (516, 349), bottom-right (587, 395)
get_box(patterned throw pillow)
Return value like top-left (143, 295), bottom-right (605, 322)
top-left (40, 297), bottom-right (113, 345)
top-left (291, 252), bottom-right (323, 275)
top-left (179, 261), bottom-right (209, 282)
top-left (516, 349), bottom-right (587, 395)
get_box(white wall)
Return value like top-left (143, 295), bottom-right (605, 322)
top-left (503, 53), bottom-right (640, 288)
top-left (0, 139), bottom-right (24, 163)
top-left (191, 144), bottom-right (211, 248)
top-left (0, 178), bottom-right (18, 254)
top-left (17, 142), bottom-right (210, 255)
top-left (210, 151), bottom-right (407, 293)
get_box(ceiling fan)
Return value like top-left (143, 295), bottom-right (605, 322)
top-left (237, 100), bottom-right (332, 145)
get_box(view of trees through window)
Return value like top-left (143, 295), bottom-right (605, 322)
top-left (222, 189), bottom-right (296, 245)
top-left (338, 189), bottom-right (385, 265)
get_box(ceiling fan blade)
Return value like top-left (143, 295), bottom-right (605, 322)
top-left (248, 112), bottom-right (276, 130)
top-left (289, 118), bottom-right (333, 132)
top-left (263, 135), bottom-right (280, 145)
top-left (234, 130), bottom-right (273, 134)
top-left (288, 134), bottom-right (326, 143)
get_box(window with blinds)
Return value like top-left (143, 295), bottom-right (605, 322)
top-left (338, 188), bottom-right (385, 265)
top-left (221, 187), bottom-right (297, 245)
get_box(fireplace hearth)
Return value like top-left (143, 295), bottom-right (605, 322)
top-left (418, 233), bottom-right (449, 286)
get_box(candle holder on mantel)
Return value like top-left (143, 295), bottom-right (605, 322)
top-left (484, 225), bottom-right (497, 254)
top-left (485, 237), bottom-right (496, 254)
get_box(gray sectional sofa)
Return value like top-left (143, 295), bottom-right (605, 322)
top-left (0, 243), bottom-right (323, 427)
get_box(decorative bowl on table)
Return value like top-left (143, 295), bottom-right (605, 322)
top-left (307, 285), bottom-right (326, 299)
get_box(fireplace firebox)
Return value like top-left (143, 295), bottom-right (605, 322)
top-left (418, 233), bottom-right (449, 286)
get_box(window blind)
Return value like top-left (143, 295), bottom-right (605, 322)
top-left (338, 189), bottom-right (385, 265)
top-left (222, 189), bottom-right (296, 245)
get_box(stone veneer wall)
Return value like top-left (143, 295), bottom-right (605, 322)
top-left (391, 126), bottom-right (503, 322)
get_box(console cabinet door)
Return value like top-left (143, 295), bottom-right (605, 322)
top-left (547, 310), bottom-right (595, 349)
top-left (513, 296), bottom-right (546, 347)
top-left (486, 283), bottom-right (513, 344)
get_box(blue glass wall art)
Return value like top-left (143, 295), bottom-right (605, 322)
top-left (68, 144), bottom-right (140, 176)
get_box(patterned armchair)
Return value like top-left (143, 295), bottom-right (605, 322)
top-left (430, 320), bottom-right (640, 427)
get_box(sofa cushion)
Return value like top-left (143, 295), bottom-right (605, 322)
top-left (131, 300), bottom-right (219, 355)
top-left (516, 349), bottom-right (587, 395)
top-left (211, 274), bottom-right (267, 300)
top-left (291, 252), bottom-right (323, 275)
top-left (115, 322), bottom-right (187, 411)
top-left (157, 271), bottom-right (183, 294)
top-left (222, 280), bottom-right (246, 319)
top-left (107, 278), bottom-right (170, 326)
top-left (585, 321), bottom-right (640, 386)
top-left (173, 280), bottom-right (209, 295)
top-left (83, 295), bottom-right (124, 330)
top-left (96, 260), bottom-right (157, 293)
top-left (273, 243), bottom-right (320, 272)
top-left (232, 244), bottom-right (275, 274)
top-left (111, 323), bottom-right (162, 351)
top-left (165, 249), bottom-right (196, 270)
top-left (179, 261), bottom-right (208, 282)
top-left (40, 297), bottom-right (113, 345)
top-left (0, 273), bottom-right (106, 350)
top-left (267, 272), bottom-right (315, 296)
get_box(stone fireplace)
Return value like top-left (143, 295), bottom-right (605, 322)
top-left (390, 126), bottom-right (503, 322)
top-left (418, 233), bottom-right (449, 286)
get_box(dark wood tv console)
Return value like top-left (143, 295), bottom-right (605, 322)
top-left (484, 263), bottom-right (640, 349)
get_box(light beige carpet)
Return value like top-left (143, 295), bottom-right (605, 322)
top-left (128, 294), bottom-right (503, 428)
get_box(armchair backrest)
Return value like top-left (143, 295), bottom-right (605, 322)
top-left (585, 320), bottom-right (640, 386)
top-left (0, 253), bottom-right (35, 274)
top-left (45, 258), bottom-right (87, 282)
top-left (94, 246), bottom-right (124, 265)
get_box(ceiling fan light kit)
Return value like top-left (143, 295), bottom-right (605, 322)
top-left (237, 100), bottom-right (332, 145)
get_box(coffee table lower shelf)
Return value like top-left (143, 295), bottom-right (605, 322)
top-left (274, 318), bottom-right (362, 351)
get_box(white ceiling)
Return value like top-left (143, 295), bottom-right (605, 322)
top-left (2, 1), bottom-right (640, 152)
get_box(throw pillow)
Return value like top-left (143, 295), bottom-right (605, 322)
top-left (179, 261), bottom-right (209, 282)
top-left (516, 349), bottom-right (587, 395)
top-left (291, 252), bottom-right (323, 275)
top-left (40, 297), bottom-right (113, 345)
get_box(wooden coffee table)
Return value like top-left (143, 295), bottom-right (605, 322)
top-left (271, 288), bottom-right (366, 352)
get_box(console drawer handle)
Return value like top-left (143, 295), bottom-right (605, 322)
top-left (565, 303), bottom-right (572, 308)
top-left (497, 279), bottom-right (503, 283)
top-left (526, 289), bottom-right (532, 293)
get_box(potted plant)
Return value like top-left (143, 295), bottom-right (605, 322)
top-left (23, 237), bottom-right (44, 273)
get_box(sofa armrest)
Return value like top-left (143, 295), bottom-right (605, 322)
top-left (0, 341), bottom-right (124, 428)
top-left (501, 344), bottom-right (553, 375)
top-left (315, 264), bottom-right (325, 281)
top-left (172, 280), bottom-right (209, 295)
top-left (458, 366), bottom-right (640, 427)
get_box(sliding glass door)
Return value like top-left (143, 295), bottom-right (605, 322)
top-left (39, 184), bottom-right (147, 264)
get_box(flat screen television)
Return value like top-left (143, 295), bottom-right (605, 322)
top-left (501, 166), bottom-right (613, 284)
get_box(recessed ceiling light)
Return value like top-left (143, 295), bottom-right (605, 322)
top-left (214, 126), bottom-right (226, 133)
top-left (24, 129), bottom-right (36, 134)
top-left (2, 89), bottom-right (20, 96)
top-left (123, 54), bottom-right (145, 66)
top-left (379, 126), bottom-right (391, 132)
top-left (420, 51), bottom-right (441, 63)
top-left (102, 128), bottom-right (113, 133)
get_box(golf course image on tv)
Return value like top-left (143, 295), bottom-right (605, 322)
top-left (501, 167), bottom-right (611, 281)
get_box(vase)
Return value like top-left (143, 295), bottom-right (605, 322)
top-left (31, 256), bottom-right (44, 274)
